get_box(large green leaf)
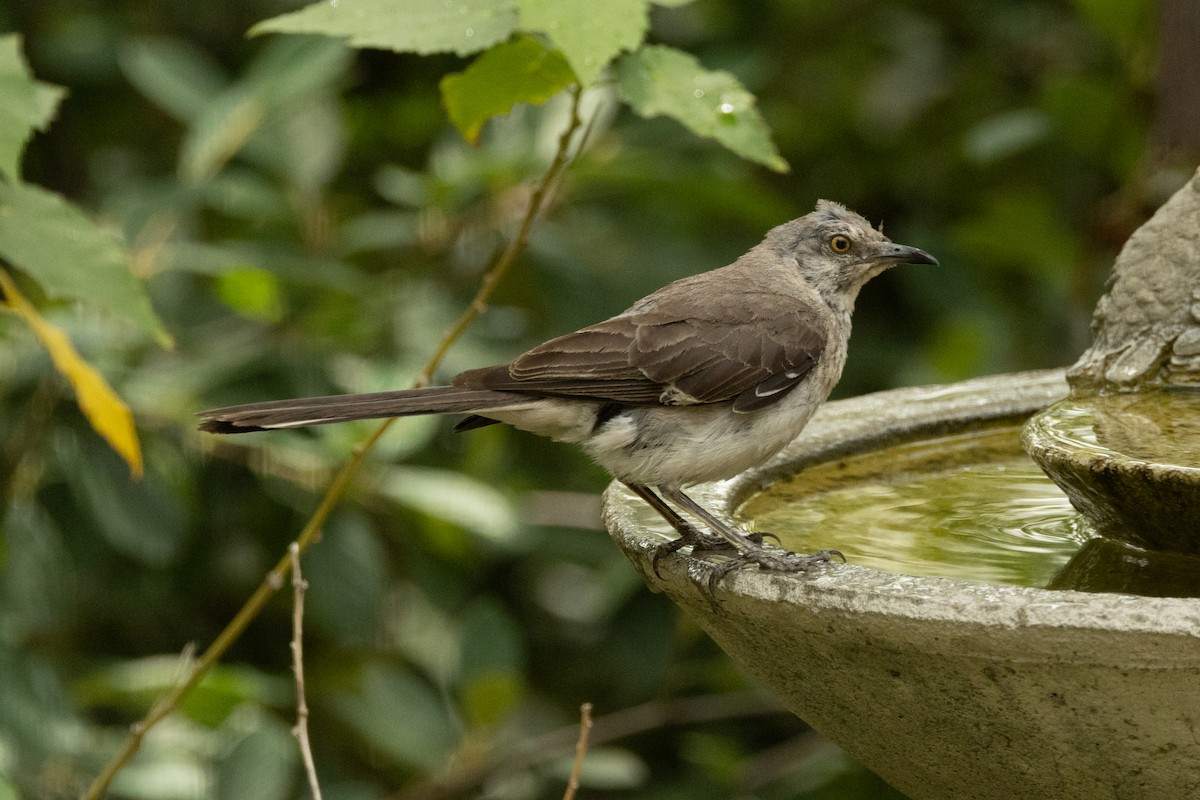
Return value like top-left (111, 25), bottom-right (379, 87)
top-left (616, 44), bottom-right (787, 172)
top-left (251, 0), bottom-right (519, 57)
top-left (0, 35), bottom-right (66, 182)
top-left (0, 181), bottom-right (168, 342)
top-left (518, 0), bottom-right (649, 86)
top-left (440, 36), bottom-right (575, 142)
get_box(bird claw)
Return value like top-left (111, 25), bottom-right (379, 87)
top-left (651, 525), bottom-right (823, 587)
top-left (651, 527), bottom-right (730, 577)
top-left (745, 530), bottom-right (781, 546)
top-left (705, 546), bottom-right (844, 595)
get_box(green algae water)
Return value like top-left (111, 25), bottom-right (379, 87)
top-left (1034, 388), bottom-right (1200, 468)
top-left (1022, 388), bottom-right (1200, 555)
top-left (738, 423), bottom-right (1200, 596)
top-left (739, 426), bottom-right (1092, 589)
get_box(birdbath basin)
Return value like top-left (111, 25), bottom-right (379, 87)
top-left (603, 370), bottom-right (1200, 800)
top-left (1022, 388), bottom-right (1200, 554)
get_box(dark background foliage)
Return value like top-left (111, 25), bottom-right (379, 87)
top-left (1, 0), bottom-right (1194, 798)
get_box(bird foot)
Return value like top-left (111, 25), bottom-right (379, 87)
top-left (705, 545), bottom-right (845, 594)
top-left (651, 528), bottom-right (781, 578)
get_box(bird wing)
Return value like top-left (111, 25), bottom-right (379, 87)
top-left (454, 290), bottom-right (827, 412)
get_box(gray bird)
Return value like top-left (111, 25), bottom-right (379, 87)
top-left (199, 201), bottom-right (937, 581)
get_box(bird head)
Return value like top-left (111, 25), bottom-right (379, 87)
top-left (768, 200), bottom-right (938, 301)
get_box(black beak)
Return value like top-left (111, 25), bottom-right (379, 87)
top-left (886, 244), bottom-right (939, 266)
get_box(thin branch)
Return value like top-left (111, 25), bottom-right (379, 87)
top-left (290, 544), bottom-right (323, 800)
top-left (562, 702), bottom-right (593, 800)
top-left (416, 85), bottom-right (584, 387)
top-left (80, 418), bottom-right (393, 800)
top-left (80, 85), bottom-right (588, 800)
top-left (393, 691), bottom-right (786, 800)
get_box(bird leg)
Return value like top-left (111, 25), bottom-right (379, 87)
top-left (656, 486), bottom-right (843, 592)
top-left (623, 483), bottom-right (730, 576)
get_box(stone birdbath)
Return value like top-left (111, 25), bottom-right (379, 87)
top-left (603, 168), bottom-right (1200, 800)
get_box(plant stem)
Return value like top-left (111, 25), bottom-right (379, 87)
top-left (417, 86), bottom-right (584, 387)
top-left (290, 544), bottom-right (323, 800)
top-left (80, 84), bottom-right (586, 800)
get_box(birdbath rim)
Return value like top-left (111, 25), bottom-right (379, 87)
top-left (604, 369), bottom-right (1200, 638)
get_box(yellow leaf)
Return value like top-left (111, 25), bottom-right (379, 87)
top-left (1, 270), bottom-right (143, 478)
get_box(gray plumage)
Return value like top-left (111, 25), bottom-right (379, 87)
top-left (200, 201), bottom-right (937, 576)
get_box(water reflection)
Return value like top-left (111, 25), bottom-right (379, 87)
top-left (1040, 388), bottom-right (1200, 468)
top-left (738, 426), bottom-right (1200, 596)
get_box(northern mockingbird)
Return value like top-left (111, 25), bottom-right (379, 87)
top-left (199, 201), bottom-right (937, 582)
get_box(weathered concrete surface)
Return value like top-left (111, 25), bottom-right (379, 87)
top-left (605, 372), bottom-right (1200, 800)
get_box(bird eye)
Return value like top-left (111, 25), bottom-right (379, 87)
top-left (830, 235), bottom-right (851, 253)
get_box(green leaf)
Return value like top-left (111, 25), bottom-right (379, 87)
top-left (376, 465), bottom-right (518, 546)
top-left (0, 181), bottom-right (168, 342)
top-left (616, 44), bottom-right (788, 172)
top-left (214, 267), bottom-right (285, 322)
top-left (178, 86), bottom-right (266, 183)
top-left (173, 36), bottom-right (351, 184)
top-left (460, 671), bottom-right (523, 727)
top-left (440, 37), bottom-right (575, 143)
top-left (215, 718), bottom-right (297, 800)
top-left (304, 513), bottom-right (389, 644)
top-left (328, 661), bottom-right (457, 769)
top-left (1, 272), bottom-right (144, 478)
top-left (241, 33), bottom-right (354, 103)
top-left (963, 109), bottom-right (1050, 164)
top-left (75, 657), bottom-right (291, 726)
top-left (0, 34), bottom-right (67, 182)
top-left (119, 37), bottom-right (227, 123)
top-left (375, 465), bottom-right (519, 546)
top-left (547, 747), bottom-right (649, 789)
top-left (459, 599), bottom-right (525, 678)
top-left (66, 439), bottom-right (186, 565)
top-left (518, 0), bottom-right (649, 86)
top-left (458, 599), bottom-right (525, 725)
top-left (251, 0), bottom-right (519, 58)
top-left (1070, 0), bottom-right (1152, 54)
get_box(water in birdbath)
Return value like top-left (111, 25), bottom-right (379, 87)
top-left (1038, 388), bottom-right (1200, 466)
top-left (1023, 387), bottom-right (1200, 555)
top-left (737, 423), bottom-right (1200, 597)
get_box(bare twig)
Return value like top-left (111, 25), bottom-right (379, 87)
top-left (81, 418), bottom-right (392, 800)
top-left (290, 544), bottom-right (323, 800)
top-left (80, 85), bottom-right (588, 800)
top-left (416, 85), bottom-right (585, 387)
top-left (393, 691), bottom-right (785, 800)
top-left (562, 702), bottom-right (593, 800)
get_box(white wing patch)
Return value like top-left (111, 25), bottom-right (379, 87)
top-left (754, 370), bottom-right (804, 397)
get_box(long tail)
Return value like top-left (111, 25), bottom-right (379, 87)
top-left (197, 386), bottom-right (526, 433)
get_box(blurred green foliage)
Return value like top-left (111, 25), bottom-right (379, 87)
top-left (0, 0), bottom-right (1187, 798)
